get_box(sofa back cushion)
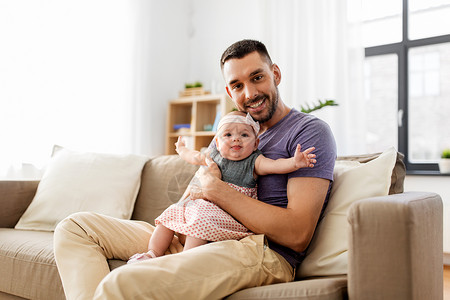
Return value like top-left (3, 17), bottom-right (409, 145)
top-left (0, 181), bottom-right (39, 228)
top-left (131, 155), bottom-right (199, 225)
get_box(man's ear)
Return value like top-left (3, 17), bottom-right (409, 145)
top-left (272, 64), bottom-right (281, 86)
top-left (225, 86), bottom-right (232, 98)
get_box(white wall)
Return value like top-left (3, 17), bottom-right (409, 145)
top-left (186, 0), bottom-right (269, 95)
top-left (404, 175), bottom-right (450, 255)
top-left (132, 0), bottom-right (191, 156)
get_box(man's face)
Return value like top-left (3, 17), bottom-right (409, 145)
top-left (222, 52), bottom-right (281, 124)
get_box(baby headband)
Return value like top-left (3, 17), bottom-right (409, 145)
top-left (217, 113), bottom-right (260, 136)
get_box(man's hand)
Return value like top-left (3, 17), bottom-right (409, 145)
top-left (189, 153), bottom-right (221, 200)
top-left (192, 154), bottom-right (221, 199)
top-left (189, 175), bottom-right (205, 200)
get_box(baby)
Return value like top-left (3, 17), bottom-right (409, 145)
top-left (128, 111), bottom-right (316, 263)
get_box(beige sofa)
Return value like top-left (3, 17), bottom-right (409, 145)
top-left (0, 152), bottom-right (443, 300)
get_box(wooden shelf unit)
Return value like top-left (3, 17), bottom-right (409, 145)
top-left (165, 94), bottom-right (235, 155)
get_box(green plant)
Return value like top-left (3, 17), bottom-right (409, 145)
top-left (442, 148), bottom-right (450, 159)
top-left (185, 81), bottom-right (203, 89)
top-left (300, 99), bottom-right (338, 114)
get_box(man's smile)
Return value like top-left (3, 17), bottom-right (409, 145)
top-left (248, 98), bottom-right (264, 108)
top-left (246, 96), bottom-right (267, 114)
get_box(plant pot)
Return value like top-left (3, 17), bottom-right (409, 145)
top-left (439, 158), bottom-right (450, 174)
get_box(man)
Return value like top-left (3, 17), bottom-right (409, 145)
top-left (54, 39), bottom-right (336, 300)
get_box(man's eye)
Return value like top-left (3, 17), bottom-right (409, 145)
top-left (253, 75), bottom-right (263, 81)
top-left (232, 84), bottom-right (242, 90)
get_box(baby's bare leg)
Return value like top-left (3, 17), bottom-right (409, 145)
top-left (148, 224), bottom-right (175, 256)
top-left (128, 224), bottom-right (175, 264)
top-left (183, 236), bottom-right (207, 251)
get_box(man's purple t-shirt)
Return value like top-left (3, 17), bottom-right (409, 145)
top-left (257, 108), bottom-right (337, 268)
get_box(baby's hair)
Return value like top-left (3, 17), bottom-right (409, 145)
top-left (217, 111), bottom-right (259, 137)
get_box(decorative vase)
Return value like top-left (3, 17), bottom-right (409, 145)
top-left (439, 158), bottom-right (450, 174)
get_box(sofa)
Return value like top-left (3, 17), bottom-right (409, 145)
top-left (0, 148), bottom-right (443, 300)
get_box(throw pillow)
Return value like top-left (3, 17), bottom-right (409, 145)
top-left (297, 147), bottom-right (397, 278)
top-left (15, 146), bottom-right (149, 231)
top-left (336, 151), bottom-right (406, 195)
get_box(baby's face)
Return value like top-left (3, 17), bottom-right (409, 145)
top-left (216, 122), bottom-right (258, 161)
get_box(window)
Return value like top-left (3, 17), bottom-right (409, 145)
top-left (364, 55), bottom-right (399, 153)
top-left (362, 0), bottom-right (450, 173)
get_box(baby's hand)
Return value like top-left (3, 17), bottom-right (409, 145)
top-left (293, 144), bottom-right (316, 169)
top-left (175, 136), bottom-right (186, 154)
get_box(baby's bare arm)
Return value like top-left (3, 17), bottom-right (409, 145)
top-left (255, 144), bottom-right (316, 176)
top-left (175, 136), bottom-right (207, 166)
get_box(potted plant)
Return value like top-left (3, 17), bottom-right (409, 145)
top-left (180, 81), bottom-right (206, 97)
top-left (439, 148), bottom-right (450, 174)
top-left (300, 99), bottom-right (338, 113)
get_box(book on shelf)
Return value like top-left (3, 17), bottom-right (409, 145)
top-left (173, 123), bottom-right (191, 131)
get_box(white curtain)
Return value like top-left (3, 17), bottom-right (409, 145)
top-left (262, 0), bottom-right (366, 155)
top-left (0, 0), bottom-right (150, 178)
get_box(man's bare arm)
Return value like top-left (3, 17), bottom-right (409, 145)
top-left (197, 161), bottom-right (329, 252)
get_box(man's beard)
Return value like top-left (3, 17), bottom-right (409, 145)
top-left (247, 86), bottom-right (279, 123)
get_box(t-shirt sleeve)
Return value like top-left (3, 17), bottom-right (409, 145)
top-left (287, 118), bottom-right (336, 181)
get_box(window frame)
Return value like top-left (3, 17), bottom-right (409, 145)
top-left (364, 0), bottom-right (450, 174)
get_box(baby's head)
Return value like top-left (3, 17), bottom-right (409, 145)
top-left (215, 111), bottom-right (260, 161)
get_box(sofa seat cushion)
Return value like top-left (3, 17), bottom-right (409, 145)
top-left (108, 259), bottom-right (127, 270)
top-left (0, 229), bottom-right (64, 300)
top-left (226, 276), bottom-right (347, 300)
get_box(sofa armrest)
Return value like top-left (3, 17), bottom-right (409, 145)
top-left (0, 180), bottom-right (39, 228)
top-left (347, 192), bottom-right (443, 300)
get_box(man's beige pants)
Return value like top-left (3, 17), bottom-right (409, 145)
top-left (53, 212), bottom-right (294, 300)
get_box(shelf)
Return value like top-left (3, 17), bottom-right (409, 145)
top-left (165, 94), bottom-right (235, 154)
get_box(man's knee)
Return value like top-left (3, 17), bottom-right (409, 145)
top-left (55, 212), bottom-right (93, 237)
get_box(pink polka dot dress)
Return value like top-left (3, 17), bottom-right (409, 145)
top-left (155, 149), bottom-right (261, 242)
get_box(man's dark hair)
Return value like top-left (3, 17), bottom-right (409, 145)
top-left (220, 39), bottom-right (273, 70)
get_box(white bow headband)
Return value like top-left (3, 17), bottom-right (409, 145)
top-left (217, 113), bottom-right (260, 136)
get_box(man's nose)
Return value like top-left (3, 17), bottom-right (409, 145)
top-left (244, 84), bottom-right (258, 101)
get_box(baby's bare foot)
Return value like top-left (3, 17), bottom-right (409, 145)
top-left (127, 250), bottom-right (157, 264)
